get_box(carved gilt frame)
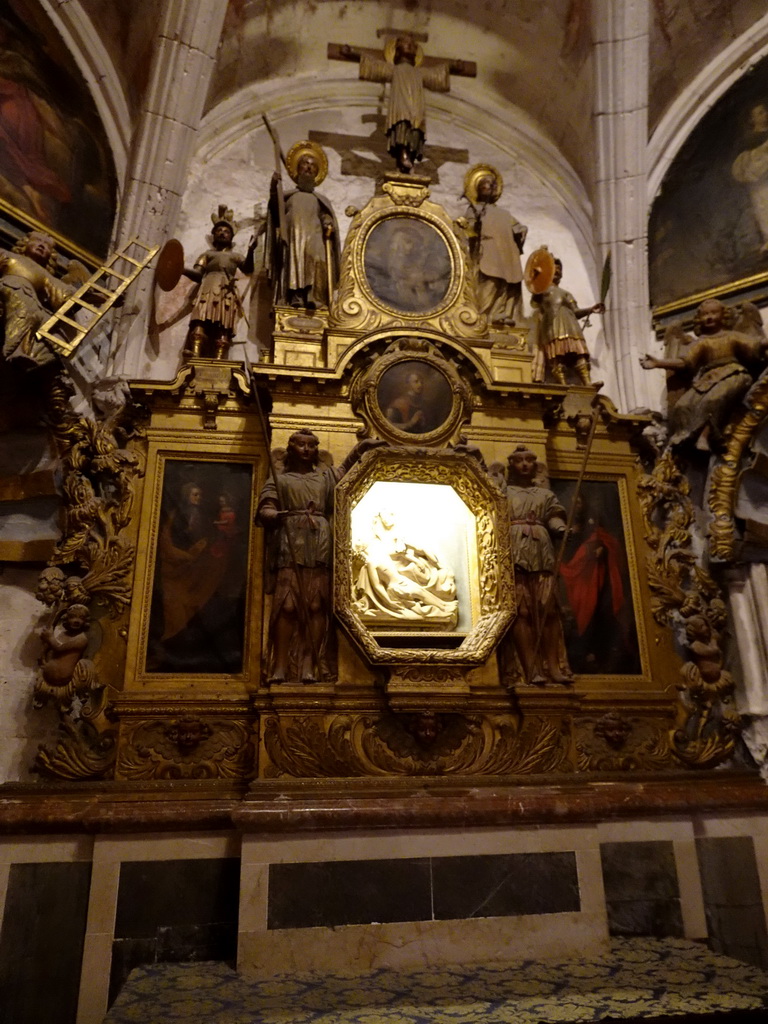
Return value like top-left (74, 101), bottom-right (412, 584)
top-left (350, 337), bottom-right (474, 447)
top-left (124, 438), bottom-right (265, 692)
top-left (334, 447), bottom-right (515, 666)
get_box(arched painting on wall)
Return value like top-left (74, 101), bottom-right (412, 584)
top-left (0, 3), bottom-right (116, 257)
top-left (650, 54), bottom-right (768, 309)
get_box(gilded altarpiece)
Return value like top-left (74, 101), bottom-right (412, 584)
top-left (30, 174), bottom-right (741, 784)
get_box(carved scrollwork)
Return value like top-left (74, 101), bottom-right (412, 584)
top-left (636, 448), bottom-right (737, 768)
top-left (261, 711), bottom-right (571, 778)
top-left (31, 372), bottom-right (144, 779)
top-left (116, 717), bottom-right (255, 780)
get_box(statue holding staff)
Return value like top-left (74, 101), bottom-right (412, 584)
top-left (501, 445), bottom-right (573, 686)
top-left (264, 139), bottom-right (339, 310)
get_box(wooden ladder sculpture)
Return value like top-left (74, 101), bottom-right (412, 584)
top-left (36, 238), bottom-right (159, 358)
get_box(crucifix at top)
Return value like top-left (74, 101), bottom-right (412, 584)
top-left (328, 30), bottom-right (477, 174)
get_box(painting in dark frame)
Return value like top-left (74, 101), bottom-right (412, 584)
top-left (550, 479), bottom-right (642, 676)
top-left (0, 4), bottom-right (116, 257)
top-left (146, 460), bottom-right (252, 674)
top-left (363, 216), bottom-right (452, 313)
top-left (649, 56), bottom-right (768, 308)
top-left (377, 358), bottom-right (454, 435)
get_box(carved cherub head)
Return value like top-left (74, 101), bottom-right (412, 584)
top-left (693, 298), bottom-right (728, 336)
top-left (684, 614), bottom-right (712, 644)
top-left (63, 575), bottom-right (89, 606)
top-left (594, 711), bottom-right (631, 750)
top-left (62, 603), bottom-right (90, 635)
top-left (36, 566), bottom-right (66, 606)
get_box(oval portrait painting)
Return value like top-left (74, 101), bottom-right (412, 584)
top-left (377, 359), bottom-right (454, 436)
top-left (363, 216), bottom-right (453, 313)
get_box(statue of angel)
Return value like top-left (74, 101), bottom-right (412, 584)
top-left (640, 299), bottom-right (767, 451)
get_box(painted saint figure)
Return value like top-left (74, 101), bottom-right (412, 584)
top-left (558, 492), bottom-right (638, 674)
top-left (731, 100), bottom-right (768, 254)
top-left (531, 257), bottom-right (603, 385)
top-left (502, 445), bottom-right (573, 686)
top-left (385, 370), bottom-right (429, 432)
top-left (183, 205), bottom-right (256, 360)
top-left (463, 164), bottom-right (528, 327)
top-left (266, 141), bottom-right (339, 309)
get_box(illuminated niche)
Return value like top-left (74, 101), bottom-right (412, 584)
top-left (334, 448), bottom-right (514, 665)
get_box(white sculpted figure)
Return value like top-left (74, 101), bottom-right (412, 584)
top-left (353, 510), bottom-right (458, 627)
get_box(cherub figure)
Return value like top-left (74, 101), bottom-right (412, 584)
top-left (0, 231), bottom-right (73, 369)
top-left (36, 603), bottom-right (95, 707)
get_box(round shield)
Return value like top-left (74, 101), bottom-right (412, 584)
top-left (155, 238), bottom-right (184, 292)
top-left (524, 246), bottom-right (556, 294)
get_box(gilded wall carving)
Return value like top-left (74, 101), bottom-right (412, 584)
top-left (116, 715), bottom-right (255, 780)
top-left (261, 711), bottom-right (572, 778)
top-left (33, 374), bottom-right (144, 780)
top-left (637, 449), bottom-right (739, 768)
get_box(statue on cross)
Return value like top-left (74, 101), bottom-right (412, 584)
top-left (328, 32), bottom-right (476, 174)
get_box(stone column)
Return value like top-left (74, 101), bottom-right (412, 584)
top-left (109, 0), bottom-right (229, 378)
top-left (592, 1), bottom-right (658, 412)
top-left (727, 564), bottom-right (768, 780)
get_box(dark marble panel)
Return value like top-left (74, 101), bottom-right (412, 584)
top-left (601, 840), bottom-right (683, 938)
top-left (697, 836), bottom-right (768, 969)
top-left (114, 858), bottom-right (240, 938)
top-left (109, 858), bottom-right (239, 1006)
top-left (605, 899), bottom-right (684, 938)
top-left (268, 858), bottom-right (432, 929)
top-left (432, 852), bottom-right (580, 920)
top-left (0, 860), bottom-right (92, 1024)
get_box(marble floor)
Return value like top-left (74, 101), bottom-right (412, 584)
top-left (104, 937), bottom-right (768, 1023)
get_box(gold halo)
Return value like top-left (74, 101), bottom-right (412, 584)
top-left (383, 35), bottom-right (424, 66)
top-left (463, 163), bottom-right (503, 204)
top-left (285, 140), bottom-right (328, 186)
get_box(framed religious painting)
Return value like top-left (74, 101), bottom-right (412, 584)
top-left (350, 334), bottom-right (473, 446)
top-left (357, 210), bottom-right (462, 318)
top-left (650, 52), bottom-right (768, 322)
top-left (549, 476), bottom-right (647, 680)
top-left (124, 447), bottom-right (263, 691)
